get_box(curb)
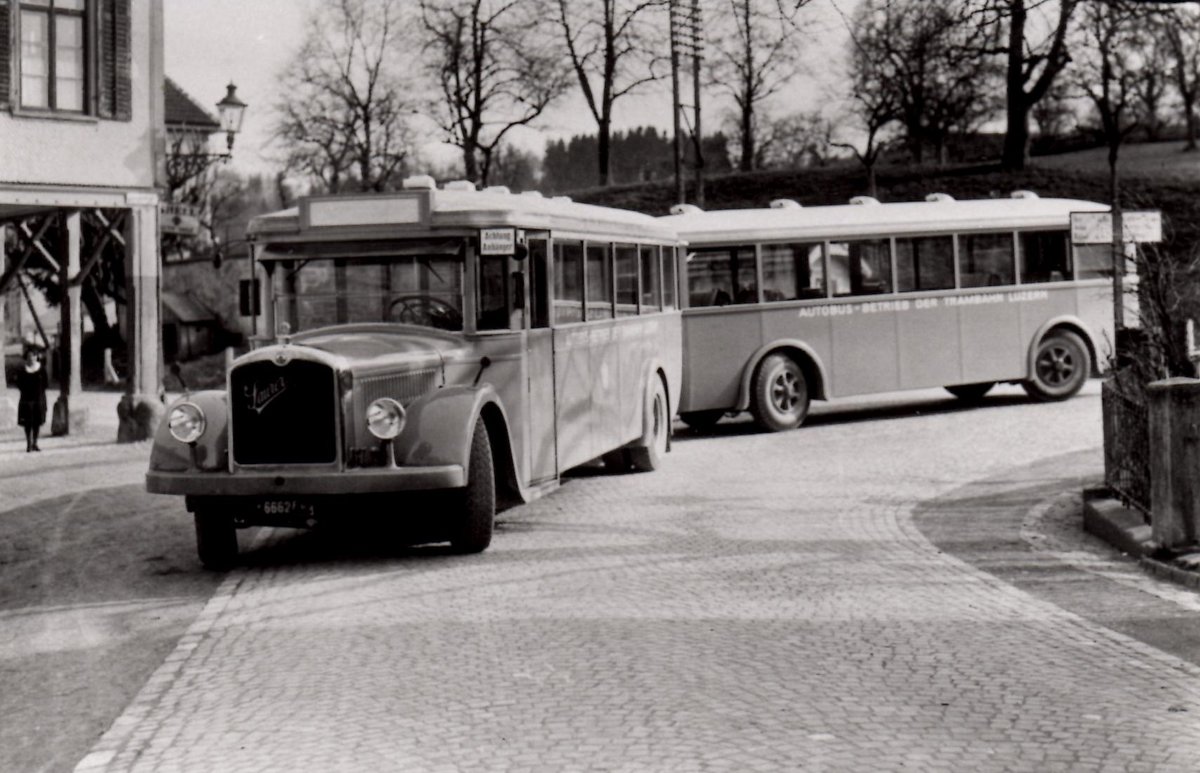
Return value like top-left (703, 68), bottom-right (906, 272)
top-left (1082, 487), bottom-right (1200, 591)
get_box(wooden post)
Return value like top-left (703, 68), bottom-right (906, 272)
top-left (117, 199), bottom-right (165, 442)
top-left (1147, 377), bottom-right (1200, 550)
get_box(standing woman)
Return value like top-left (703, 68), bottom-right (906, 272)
top-left (17, 344), bottom-right (48, 452)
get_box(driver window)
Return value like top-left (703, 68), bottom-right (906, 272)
top-left (477, 254), bottom-right (510, 330)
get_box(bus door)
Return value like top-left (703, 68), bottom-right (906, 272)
top-left (524, 235), bottom-right (558, 483)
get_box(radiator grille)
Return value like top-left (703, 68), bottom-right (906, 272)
top-left (230, 359), bottom-right (338, 465)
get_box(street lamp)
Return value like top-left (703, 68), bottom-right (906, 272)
top-left (215, 82), bottom-right (247, 152)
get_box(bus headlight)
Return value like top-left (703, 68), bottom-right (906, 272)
top-left (167, 402), bottom-right (206, 444)
top-left (366, 397), bottom-right (406, 440)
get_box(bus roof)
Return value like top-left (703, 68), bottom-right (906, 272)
top-left (248, 187), bottom-right (678, 243)
top-left (659, 195), bottom-right (1110, 244)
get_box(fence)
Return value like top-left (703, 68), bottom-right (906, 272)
top-left (1101, 378), bottom-right (1151, 517)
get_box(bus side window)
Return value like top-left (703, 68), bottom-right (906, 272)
top-left (554, 240), bottom-right (584, 323)
top-left (959, 233), bottom-right (1015, 288)
top-left (615, 244), bottom-right (639, 317)
top-left (688, 246), bottom-right (755, 306)
top-left (762, 242), bottom-right (824, 301)
top-left (640, 244), bottom-right (661, 312)
top-left (1019, 231), bottom-right (1069, 283)
top-left (477, 254), bottom-right (509, 330)
top-left (528, 238), bottom-right (550, 328)
top-left (896, 235), bottom-right (954, 292)
top-left (586, 242), bottom-right (613, 320)
top-left (663, 246), bottom-right (677, 309)
top-left (830, 239), bottom-right (890, 296)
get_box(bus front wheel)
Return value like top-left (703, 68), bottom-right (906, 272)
top-left (449, 419), bottom-right (495, 553)
top-left (194, 508), bottom-right (238, 571)
top-left (1024, 331), bottom-right (1090, 402)
top-left (630, 377), bottom-right (670, 472)
top-left (751, 354), bottom-right (809, 432)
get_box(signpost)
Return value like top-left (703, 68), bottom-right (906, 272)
top-left (1070, 209), bottom-right (1162, 336)
top-left (159, 203), bottom-right (203, 237)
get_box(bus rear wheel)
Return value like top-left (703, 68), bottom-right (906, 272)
top-left (751, 353), bottom-right (809, 432)
top-left (194, 508), bottom-right (238, 571)
top-left (945, 382), bottom-right (994, 402)
top-left (1024, 331), bottom-right (1090, 402)
top-left (449, 418), bottom-right (495, 553)
top-left (630, 377), bottom-right (670, 472)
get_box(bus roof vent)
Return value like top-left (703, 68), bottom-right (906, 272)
top-left (769, 199), bottom-right (802, 209)
top-left (1010, 190), bottom-right (1039, 199)
top-left (443, 180), bottom-right (477, 191)
top-left (483, 185), bottom-right (511, 195)
top-left (401, 174), bottom-right (437, 190)
top-left (669, 203), bottom-right (704, 215)
top-left (519, 190), bottom-right (544, 198)
top-left (925, 192), bottom-right (955, 202)
top-left (552, 195), bottom-right (573, 203)
top-left (849, 196), bottom-right (879, 206)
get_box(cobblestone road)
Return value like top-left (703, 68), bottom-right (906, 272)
top-left (77, 383), bottom-right (1200, 772)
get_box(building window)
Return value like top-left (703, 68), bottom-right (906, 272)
top-left (19, 0), bottom-right (88, 112)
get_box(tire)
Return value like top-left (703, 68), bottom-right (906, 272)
top-left (750, 353), bottom-right (809, 432)
top-left (194, 509), bottom-right (238, 571)
top-left (1023, 331), bottom-right (1090, 402)
top-left (945, 382), bottom-right (995, 402)
top-left (629, 377), bottom-right (670, 472)
top-left (679, 410), bottom-right (724, 431)
top-left (449, 418), bottom-right (495, 554)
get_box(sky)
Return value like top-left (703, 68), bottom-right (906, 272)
top-left (163, 0), bottom-right (853, 180)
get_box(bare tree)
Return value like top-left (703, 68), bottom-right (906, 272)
top-left (975, 0), bottom-right (1079, 170)
top-left (755, 109), bottom-right (834, 169)
top-left (1163, 4), bottom-right (1200, 151)
top-left (1070, 0), bottom-right (1144, 205)
top-left (708, 0), bottom-right (811, 172)
top-left (548, 0), bottom-right (667, 186)
top-left (1130, 11), bottom-right (1173, 142)
top-left (833, 25), bottom-right (900, 197)
top-left (1030, 80), bottom-right (1075, 142)
top-left (273, 0), bottom-right (417, 193)
top-left (848, 0), bottom-right (997, 166)
top-left (420, 0), bottom-right (570, 186)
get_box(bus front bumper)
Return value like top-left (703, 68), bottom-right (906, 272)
top-left (146, 464), bottom-right (466, 496)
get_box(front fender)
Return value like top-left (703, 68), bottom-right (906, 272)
top-left (148, 391), bottom-right (229, 474)
top-left (393, 384), bottom-right (505, 473)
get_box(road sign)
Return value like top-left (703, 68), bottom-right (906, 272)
top-left (1070, 210), bottom-right (1162, 244)
top-left (160, 203), bottom-right (202, 236)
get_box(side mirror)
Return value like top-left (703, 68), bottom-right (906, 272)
top-left (513, 243), bottom-right (529, 262)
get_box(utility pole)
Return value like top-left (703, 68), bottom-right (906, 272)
top-left (670, 0), bottom-right (704, 206)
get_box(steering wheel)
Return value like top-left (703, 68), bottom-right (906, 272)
top-left (388, 295), bottom-right (463, 330)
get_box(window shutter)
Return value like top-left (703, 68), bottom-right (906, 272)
top-left (0, 1), bottom-right (11, 108)
top-left (97, 0), bottom-right (131, 120)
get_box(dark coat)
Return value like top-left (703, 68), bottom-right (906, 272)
top-left (16, 365), bottom-right (48, 428)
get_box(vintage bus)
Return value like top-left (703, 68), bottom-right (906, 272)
top-left (147, 177), bottom-right (682, 568)
top-left (660, 192), bottom-right (1116, 432)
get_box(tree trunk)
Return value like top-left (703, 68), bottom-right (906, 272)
top-left (598, 119), bottom-right (611, 186)
top-left (1002, 0), bottom-right (1030, 170)
top-left (1003, 98), bottom-right (1031, 170)
top-left (1185, 97), bottom-right (1198, 152)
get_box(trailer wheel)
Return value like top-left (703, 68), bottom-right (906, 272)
top-left (750, 353), bottom-right (809, 432)
top-left (1023, 331), bottom-right (1090, 402)
top-left (449, 418), bottom-right (495, 554)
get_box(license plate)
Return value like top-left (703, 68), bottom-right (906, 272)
top-left (257, 499), bottom-right (316, 518)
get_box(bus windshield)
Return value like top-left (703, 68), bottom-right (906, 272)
top-left (264, 241), bottom-right (465, 333)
